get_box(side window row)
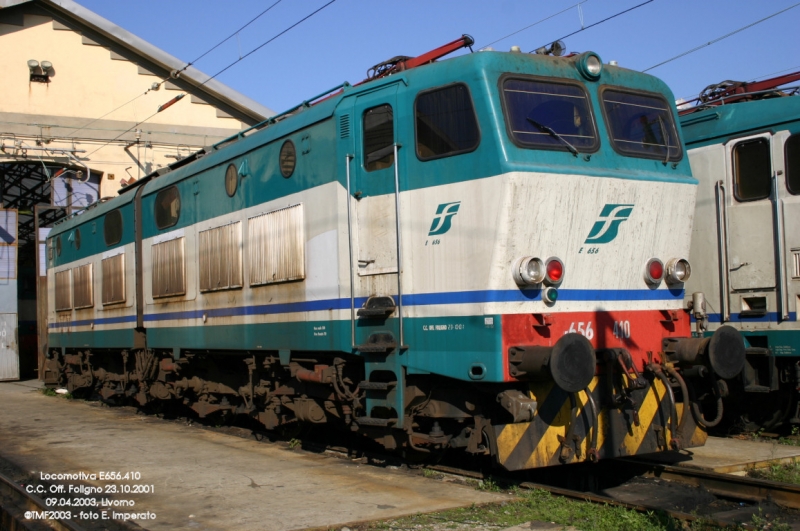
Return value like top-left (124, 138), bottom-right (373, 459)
top-left (733, 133), bottom-right (800, 202)
top-left (362, 83), bottom-right (480, 172)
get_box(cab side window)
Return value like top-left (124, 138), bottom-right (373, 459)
top-left (363, 104), bottom-right (394, 171)
top-left (786, 133), bottom-right (800, 195)
top-left (733, 138), bottom-right (771, 202)
top-left (104, 209), bottom-right (123, 246)
top-left (155, 186), bottom-right (181, 229)
top-left (415, 83), bottom-right (480, 160)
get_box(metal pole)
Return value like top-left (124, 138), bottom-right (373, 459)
top-left (345, 154), bottom-right (356, 349)
top-left (393, 144), bottom-right (404, 347)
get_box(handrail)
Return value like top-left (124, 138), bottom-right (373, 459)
top-left (345, 154), bottom-right (356, 349)
top-left (392, 143), bottom-right (405, 347)
top-left (212, 82), bottom-right (353, 150)
top-left (773, 172), bottom-right (790, 320)
top-left (715, 180), bottom-right (730, 322)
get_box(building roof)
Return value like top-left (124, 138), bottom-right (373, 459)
top-left (0, 0), bottom-right (275, 125)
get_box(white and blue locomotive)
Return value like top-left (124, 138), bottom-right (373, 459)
top-left (45, 37), bottom-right (744, 470)
top-left (680, 72), bottom-right (800, 432)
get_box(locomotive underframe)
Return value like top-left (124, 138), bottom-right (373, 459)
top-left (43, 343), bottom-right (717, 469)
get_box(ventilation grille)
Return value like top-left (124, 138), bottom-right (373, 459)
top-left (152, 237), bottom-right (185, 298)
top-left (72, 263), bottom-right (94, 309)
top-left (249, 204), bottom-right (305, 286)
top-left (793, 249), bottom-right (800, 279)
top-left (339, 114), bottom-right (350, 139)
top-left (102, 254), bottom-right (126, 305)
top-left (199, 222), bottom-right (242, 292)
top-left (55, 270), bottom-right (72, 311)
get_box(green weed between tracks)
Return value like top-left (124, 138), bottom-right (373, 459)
top-left (39, 387), bottom-right (72, 399)
top-left (359, 487), bottom-right (795, 531)
top-left (748, 460), bottom-right (800, 485)
top-left (746, 427), bottom-right (800, 485)
top-left (363, 488), bottom-right (695, 531)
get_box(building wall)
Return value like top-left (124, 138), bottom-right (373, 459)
top-left (0, 12), bottom-right (248, 198)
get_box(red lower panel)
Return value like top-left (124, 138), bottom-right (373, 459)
top-left (501, 310), bottom-right (691, 381)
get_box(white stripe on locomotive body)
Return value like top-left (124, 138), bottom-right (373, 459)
top-left (52, 168), bottom-right (694, 334)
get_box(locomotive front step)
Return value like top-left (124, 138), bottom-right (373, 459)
top-left (355, 416), bottom-right (397, 427)
top-left (358, 381), bottom-right (397, 391)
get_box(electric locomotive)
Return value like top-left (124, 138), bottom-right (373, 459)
top-left (44, 37), bottom-right (745, 470)
top-left (679, 72), bottom-right (800, 432)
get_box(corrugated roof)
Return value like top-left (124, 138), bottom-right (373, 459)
top-left (0, 0), bottom-right (276, 124)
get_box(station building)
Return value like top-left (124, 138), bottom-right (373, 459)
top-left (0, 0), bottom-right (274, 380)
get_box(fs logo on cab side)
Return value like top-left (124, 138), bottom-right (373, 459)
top-left (428, 201), bottom-right (461, 236)
top-left (426, 201), bottom-right (461, 246)
top-left (585, 204), bottom-right (633, 244)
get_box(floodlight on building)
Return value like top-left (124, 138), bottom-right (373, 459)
top-left (28, 59), bottom-right (52, 83)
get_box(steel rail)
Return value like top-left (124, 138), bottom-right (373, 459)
top-left (517, 480), bottom-right (724, 527)
top-left (615, 458), bottom-right (800, 510)
top-left (0, 470), bottom-right (87, 531)
top-left (422, 464), bottom-right (732, 528)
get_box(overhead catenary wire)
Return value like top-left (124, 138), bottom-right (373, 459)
top-left (62, 1), bottom-right (285, 142)
top-left (173, 0), bottom-right (284, 78)
top-left (529, 0), bottom-right (654, 53)
top-left (60, 82), bottom-right (162, 139)
top-left (479, 0), bottom-right (589, 50)
top-left (85, 0), bottom-right (339, 158)
top-left (196, 0), bottom-right (338, 88)
top-left (643, 2), bottom-right (800, 72)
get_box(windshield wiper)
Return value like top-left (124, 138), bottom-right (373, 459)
top-left (657, 115), bottom-right (670, 164)
top-left (526, 117), bottom-right (579, 157)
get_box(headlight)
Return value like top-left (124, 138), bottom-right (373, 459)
top-left (512, 256), bottom-right (545, 286)
top-left (577, 52), bottom-right (603, 81)
top-left (665, 258), bottom-right (691, 284)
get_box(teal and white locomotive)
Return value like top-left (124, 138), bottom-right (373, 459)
top-left (45, 37), bottom-right (744, 470)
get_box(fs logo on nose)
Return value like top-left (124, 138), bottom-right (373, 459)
top-left (584, 204), bottom-right (634, 244)
top-left (428, 201), bottom-right (461, 236)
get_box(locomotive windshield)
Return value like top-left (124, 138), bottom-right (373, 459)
top-left (502, 78), bottom-right (598, 152)
top-left (601, 88), bottom-right (682, 162)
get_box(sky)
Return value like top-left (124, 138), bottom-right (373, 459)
top-left (76, 0), bottom-right (800, 115)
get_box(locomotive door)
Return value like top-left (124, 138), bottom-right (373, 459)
top-left (350, 84), bottom-right (401, 278)
top-left (725, 133), bottom-right (777, 293)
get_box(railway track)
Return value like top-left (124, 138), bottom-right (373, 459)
top-left (0, 470), bottom-right (86, 531)
top-left (275, 426), bottom-right (800, 528)
top-left (421, 458), bottom-right (800, 529)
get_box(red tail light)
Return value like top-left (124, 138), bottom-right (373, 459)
top-left (545, 258), bottom-right (564, 284)
top-left (645, 258), bottom-right (664, 284)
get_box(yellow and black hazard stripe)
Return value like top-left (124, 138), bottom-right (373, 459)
top-left (491, 375), bottom-right (707, 471)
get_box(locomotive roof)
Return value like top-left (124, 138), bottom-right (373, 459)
top-left (49, 49), bottom-right (681, 238)
top-left (680, 95), bottom-right (800, 148)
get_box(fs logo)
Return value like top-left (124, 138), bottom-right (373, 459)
top-left (428, 201), bottom-right (461, 236)
top-left (584, 204), bottom-right (634, 244)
